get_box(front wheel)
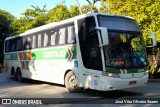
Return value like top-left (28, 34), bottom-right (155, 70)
top-left (65, 71), bottom-right (82, 93)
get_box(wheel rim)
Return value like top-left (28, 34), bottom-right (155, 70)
top-left (69, 75), bottom-right (77, 88)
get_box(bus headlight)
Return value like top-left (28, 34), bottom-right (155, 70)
top-left (145, 70), bottom-right (149, 75)
top-left (102, 71), bottom-right (120, 78)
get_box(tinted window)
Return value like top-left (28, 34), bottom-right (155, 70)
top-left (98, 15), bottom-right (140, 32)
top-left (5, 23), bottom-right (76, 52)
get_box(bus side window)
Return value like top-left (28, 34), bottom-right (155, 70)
top-left (16, 39), bottom-right (19, 51)
top-left (37, 34), bottom-right (42, 48)
top-left (43, 33), bottom-right (48, 47)
top-left (32, 35), bottom-right (36, 49)
top-left (68, 26), bottom-right (76, 44)
top-left (50, 31), bottom-right (57, 46)
top-left (10, 39), bottom-right (16, 52)
top-left (5, 40), bottom-right (9, 52)
top-left (23, 36), bottom-right (32, 50)
top-left (46, 28), bottom-right (57, 46)
top-left (59, 27), bottom-right (67, 45)
top-left (16, 38), bottom-right (22, 51)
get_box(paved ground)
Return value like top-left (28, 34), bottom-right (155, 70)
top-left (1, 71), bottom-right (160, 107)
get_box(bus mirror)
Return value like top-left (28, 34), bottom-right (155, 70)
top-left (151, 32), bottom-right (157, 47)
top-left (142, 31), bottom-right (157, 47)
top-left (96, 27), bottom-right (109, 46)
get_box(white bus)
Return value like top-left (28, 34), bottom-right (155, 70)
top-left (4, 13), bottom-right (156, 92)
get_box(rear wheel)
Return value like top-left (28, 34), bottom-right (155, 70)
top-left (17, 68), bottom-right (23, 82)
top-left (13, 71), bottom-right (17, 81)
top-left (65, 71), bottom-right (82, 92)
top-left (11, 67), bottom-right (15, 79)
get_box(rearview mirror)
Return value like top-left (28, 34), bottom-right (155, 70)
top-left (142, 31), bottom-right (157, 47)
top-left (96, 27), bottom-right (109, 46)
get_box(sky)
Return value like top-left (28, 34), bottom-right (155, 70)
top-left (0, 0), bottom-right (89, 18)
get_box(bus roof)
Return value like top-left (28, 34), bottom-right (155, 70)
top-left (5, 13), bottom-right (135, 41)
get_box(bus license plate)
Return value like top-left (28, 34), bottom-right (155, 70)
top-left (129, 81), bottom-right (137, 85)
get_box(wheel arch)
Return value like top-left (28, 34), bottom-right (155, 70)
top-left (64, 69), bottom-right (73, 85)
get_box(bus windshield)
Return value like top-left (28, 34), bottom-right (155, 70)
top-left (97, 15), bottom-right (147, 68)
top-left (104, 31), bottom-right (147, 68)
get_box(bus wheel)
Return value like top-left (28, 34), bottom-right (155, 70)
top-left (17, 69), bottom-right (23, 82)
top-left (13, 71), bottom-right (17, 81)
top-left (65, 71), bottom-right (82, 92)
top-left (11, 67), bottom-right (15, 79)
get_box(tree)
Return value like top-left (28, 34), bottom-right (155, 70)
top-left (69, 5), bottom-right (80, 17)
top-left (86, 0), bottom-right (101, 6)
top-left (0, 9), bottom-right (14, 36)
top-left (46, 4), bottom-right (80, 23)
top-left (46, 4), bottom-right (71, 23)
top-left (99, 0), bottom-right (109, 13)
top-left (12, 17), bottom-right (33, 34)
top-left (108, 0), bottom-right (160, 39)
top-left (12, 5), bottom-right (48, 34)
top-left (0, 9), bottom-right (15, 64)
top-left (82, 0), bottom-right (100, 13)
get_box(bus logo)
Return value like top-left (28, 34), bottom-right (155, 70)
top-left (67, 47), bottom-right (73, 61)
top-left (120, 69), bottom-right (127, 74)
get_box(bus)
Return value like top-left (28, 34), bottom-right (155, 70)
top-left (4, 13), bottom-right (157, 92)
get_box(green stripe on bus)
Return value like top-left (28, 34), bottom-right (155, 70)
top-left (4, 46), bottom-right (77, 60)
top-left (105, 66), bottom-right (149, 74)
top-left (4, 53), bottom-right (17, 60)
top-left (32, 47), bottom-right (76, 60)
top-left (22, 52), bottom-right (28, 60)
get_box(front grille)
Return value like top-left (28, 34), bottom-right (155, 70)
top-left (119, 72), bottom-right (145, 79)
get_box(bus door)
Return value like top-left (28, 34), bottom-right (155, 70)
top-left (78, 16), bottom-right (103, 90)
top-left (87, 32), bottom-right (103, 90)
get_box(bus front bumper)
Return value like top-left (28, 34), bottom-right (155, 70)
top-left (101, 74), bottom-right (148, 91)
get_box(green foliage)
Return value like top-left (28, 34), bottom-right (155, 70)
top-left (12, 3), bottom-right (80, 34)
top-left (99, 0), bottom-right (109, 13)
top-left (46, 4), bottom-right (71, 23)
top-left (108, 0), bottom-right (160, 40)
top-left (82, 4), bottom-right (98, 13)
top-left (12, 5), bottom-right (48, 35)
top-left (82, 0), bottom-right (106, 13)
top-left (0, 9), bottom-right (15, 64)
top-left (46, 4), bottom-right (80, 23)
top-left (0, 9), bottom-right (14, 36)
top-left (69, 5), bottom-right (80, 17)
top-left (12, 18), bottom-right (33, 35)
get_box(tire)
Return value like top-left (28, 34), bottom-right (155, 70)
top-left (17, 69), bottom-right (23, 82)
top-left (13, 71), bottom-right (18, 81)
top-left (65, 71), bottom-right (82, 93)
top-left (11, 68), bottom-right (15, 79)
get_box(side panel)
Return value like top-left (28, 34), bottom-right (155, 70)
top-left (4, 45), bottom-right (77, 84)
top-left (30, 45), bottom-right (77, 84)
top-left (4, 21), bottom-right (77, 85)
